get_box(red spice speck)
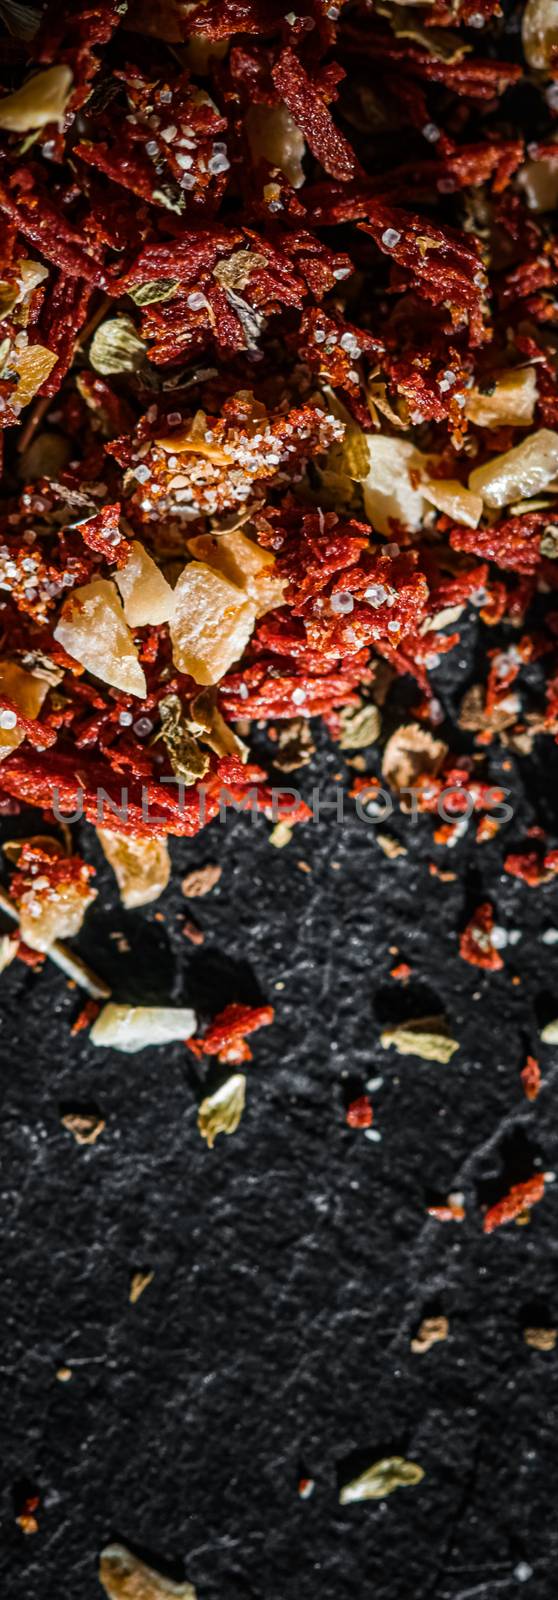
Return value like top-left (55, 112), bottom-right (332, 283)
top-left (521, 1057), bottom-right (541, 1101)
top-left (483, 1174), bottom-right (545, 1234)
top-left (346, 1095), bottom-right (373, 1129)
top-left (71, 999), bottom-right (100, 1035)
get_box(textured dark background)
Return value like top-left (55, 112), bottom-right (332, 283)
top-left (1, 615), bottom-right (558, 1600)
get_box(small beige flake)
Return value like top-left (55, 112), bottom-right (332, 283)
top-left (339, 1456), bottom-right (424, 1504)
top-left (411, 1316), bottom-right (449, 1354)
top-left (376, 834), bottom-right (407, 860)
top-left (382, 724), bottom-right (447, 794)
top-left (198, 1073), bottom-right (246, 1148)
top-left (380, 1017), bottom-right (459, 1064)
top-left (56, 1366), bottom-right (73, 1382)
top-left (269, 820), bottom-right (293, 848)
top-left (524, 1327), bottom-right (557, 1351)
top-left (181, 863), bottom-right (222, 897)
top-left (61, 1113), bottom-right (105, 1146)
top-left (99, 1542), bottom-right (197, 1600)
top-left (129, 1270), bottom-right (154, 1305)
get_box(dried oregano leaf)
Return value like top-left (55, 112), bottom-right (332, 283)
top-left (128, 278), bottom-right (180, 306)
top-left (380, 1017), bottom-right (459, 1063)
top-left (198, 1073), bottom-right (246, 1148)
top-left (99, 1542), bottom-right (197, 1600)
top-left (89, 316), bottom-right (146, 376)
top-left (158, 694), bottom-right (210, 785)
top-left (338, 701), bottom-right (381, 750)
top-left (339, 1456), bottom-right (424, 1504)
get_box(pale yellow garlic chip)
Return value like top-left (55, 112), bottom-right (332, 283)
top-left (339, 1457), bottom-right (425, 1505)
top-left (10, 344), bottom-right (58, 409)
top-left (18, 878), bottom-right (96, 954)
top-left (363, 436), bottom-right (428, 534)
top-left (518, 154), bottom-right (558, 212)
top-left (245, 103), bottom-right (306, 188)
top-left (198, 1073), bottom-right (247, 1148)
top-left (91, 1004), bottom-right (197, 1053)
top-left (541, 1017), bottom-right (558, 1043)
top-left (0, 65), bottom-right (73, 132)
top-left (170, 560), bottom-right (256, 685)
top-left (99, 1542), bottom-right (197, 1600)
top-left (187, 529), bottom-right (285, 615)
top-left (96, 829), bottom-right (171, 909)
top-left (54, 578), bottom-right (147, 697)
top-left (465, 367), bottom-right (537, 429)
top-left (114, 540), bottom-right (175, 626)
top-left (422, 478), bottom-right (482, 528)
top-left (522, 0), bottom-right (558, 70)
top-left (0, 660), bottom-right (49, 761)
top-left (469, 428), bottom-right (558, 509)
top-left (380, 1018), bottom-right (459, 1063)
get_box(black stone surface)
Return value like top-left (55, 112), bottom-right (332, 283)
top-left (1, 626), bottom-right (558, 1600)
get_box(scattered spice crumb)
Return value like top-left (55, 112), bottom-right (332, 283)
top-left (521, 1056), bottom-right (541, 1101)
top-left (411, 1316), bottom-right (449, 1354)
top-left (346, 1095), bottom-right (373, 1129)
top-left (181, 864), bottom-right (222, 898)
top-left (129, 1269), bottom-right (154, 1304)
top-left (61, 1112), bottom-right (105, 1145)
top-left (524, 1327), bottom-right (557, 1351)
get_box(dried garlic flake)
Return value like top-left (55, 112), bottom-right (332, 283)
top-left (380, 1017), bottom-right (459, 1063)
top-left (198, 1073), bottom-right (246, 1148)
top-left (339, 1456), bottom-right (424, 1504)
top-left (97, 830), bottom-right (171, 910)
top-left (91, 1004), bottom-right (196, 1053)
top-left (54, 578), bottom-right (147, 698)
top-left (115, 540), bottom-right (175, 627)
top-left (0, 65), bottom-right (72, 132)
top-left (99, 1542), bottom-right (197, 1600)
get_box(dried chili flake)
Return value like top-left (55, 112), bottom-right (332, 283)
top-left (521, 1056), bottom-right (541, 1102)
top-left (187, 1001), bottom-right (274, 1064)
top-left (345, 1094), bottom-right (373, 1129)
top-left (459, 903), bottom-right (504, 971)
top-left (483, 1174), bottom-right (545, 1235)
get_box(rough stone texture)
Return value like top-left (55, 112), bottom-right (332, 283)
top-left (1, 620), bottom-right (558, 1599)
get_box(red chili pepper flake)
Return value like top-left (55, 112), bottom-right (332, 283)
top-left (504, 851), bottom-right (554, 887)
top-left (459, 903), bottom-right (504, 971)
top-left (483, 1174), bottom-right (545, 1235)
top-left (71, 999), bottom-right (100, 1035)
top-left (187, 1003), bottom-right (274, 1065)
top-left (298, 1477), bottom-right (315, 1499)
top-left (428, 1195), bottom-right (465, 1223)
top-left (345, 1095), bottom-right (373, 1129)
top-left (390, 962), bottom-right (411, 981)
top-left (521, 1057), bottom-right (541, 1103)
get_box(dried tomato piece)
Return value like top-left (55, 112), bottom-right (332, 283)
top-left (521, 1057), bottom-right (541, 1103)
top-left (187, 1002), bottom-right (274, 1064)
top-left (346, 1095), bottom-right (373, 1129)
top-left (459, 903), bottom-right (504, 971)
top-left (483, 1175), bottom-right (545, 1235)
top-left (271, 49), bottom-right (358, 183)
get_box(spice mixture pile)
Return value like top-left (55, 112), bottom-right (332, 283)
top-left (2, 0), bottom-right (558, 1584)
